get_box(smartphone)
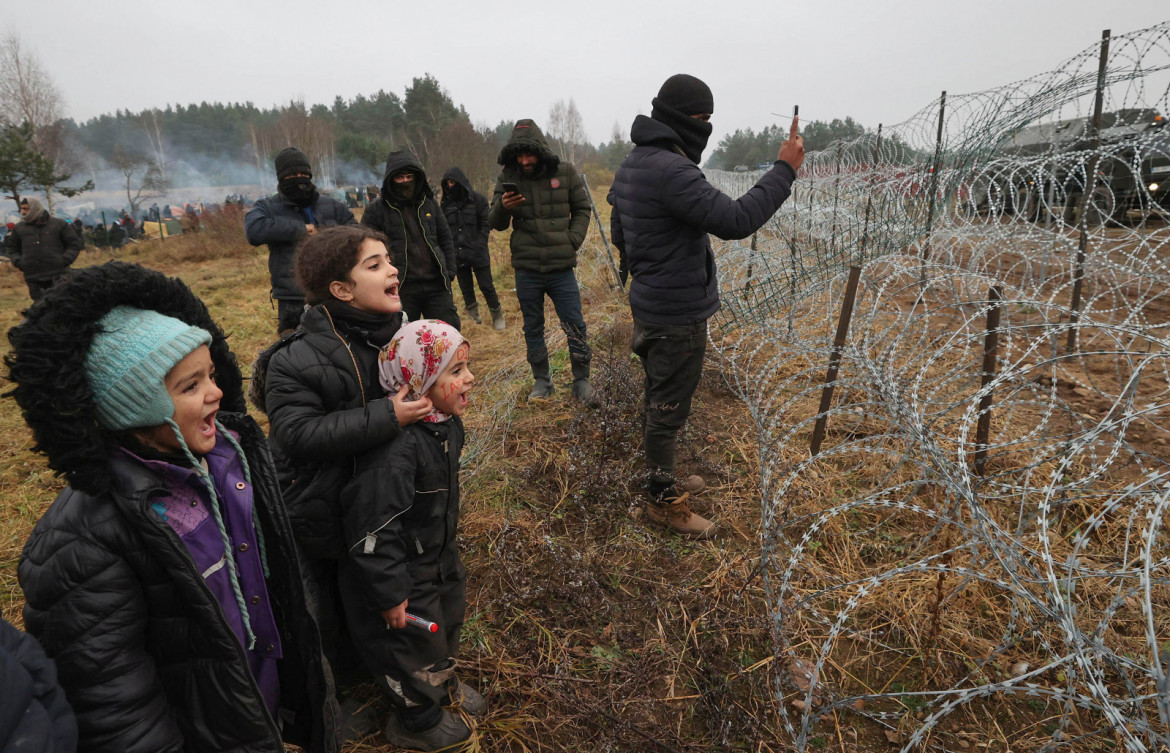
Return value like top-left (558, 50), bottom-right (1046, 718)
top-left (501, 182), bottom-right (521, 195)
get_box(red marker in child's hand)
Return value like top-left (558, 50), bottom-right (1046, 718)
top-left (405, 612), bottom-right (438, 633)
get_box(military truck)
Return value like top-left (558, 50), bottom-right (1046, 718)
top-left (971, 108), bottom-right (1169, 224)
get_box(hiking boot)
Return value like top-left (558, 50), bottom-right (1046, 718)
top-left (489, 305), bottom-right (506, 330)
top-left (570, 361), bottom-right (598, 406)
top-left (465, 303), bottom-right (482, 325)
top-left (448, 681), bottom-right (488, 718)
top-left (528, 358), bottom-right (553, 400)
top-left (338, 696), bottom-right (379, 741)
top-left (643, 492), bottom-right (716, 539)
top-left (385, 709), bottom-right (471, 751)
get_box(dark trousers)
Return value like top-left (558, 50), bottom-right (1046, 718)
top-left (515, 269), bottom-right (590, 367)
top-left (275, 297), bottom-right (305, 334)
top-left (456, 264), bottom-right (500, 310)
top-left (401, 277), bottom-right (461, 331)
top-left (338, 558), bottom-right (466, 731)
top-left (631, 318), bottom-right (708, 489)
top-left (300, 557), bottom-right (369, 691)
top-left (26, 275), bottom-right (66, 302)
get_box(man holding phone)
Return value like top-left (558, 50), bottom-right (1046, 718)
top-left (489, 119), bottom-right (593, 402)
top-left (608, 73), bottom-right (805, 538)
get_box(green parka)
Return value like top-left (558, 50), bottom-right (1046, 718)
top-left (488, 119), bottom-right (591, 273)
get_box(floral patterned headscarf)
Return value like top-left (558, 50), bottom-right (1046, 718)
top-left (379, 319), bottom-right (467, 423)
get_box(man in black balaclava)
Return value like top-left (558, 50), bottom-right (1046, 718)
top-left (441, 167), bottom-right (503, 329)
top-left (607, 73), bottom-right (805, 539)
top-left (361, 150), bottom-right (459, 329)
top-left (245, 146), bottom-right (358, 334)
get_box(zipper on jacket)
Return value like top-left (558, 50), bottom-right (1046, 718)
top-left (387, 200), bottom-right (450, 292)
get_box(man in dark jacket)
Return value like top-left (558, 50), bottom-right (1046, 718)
top-left (489, 119), bottom-right (593, 401)
top-left (608, 73), bottom-right (804, 538)
top-left (245, 147), bottom-right (357, 334)
top-left (8, 197), bottom-right (82, 301)
top-left (362, 151), bottom-right (460, 329)
top-left (441, 166), bottom-right (504, 330)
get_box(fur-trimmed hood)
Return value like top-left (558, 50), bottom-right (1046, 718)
top-left (5, 261), bottom-right (246, 495)
top-left (497, 119), bottom-right (560, 175)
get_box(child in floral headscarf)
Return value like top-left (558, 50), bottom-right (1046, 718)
top-left (340, 319), bottom-right (482, 751)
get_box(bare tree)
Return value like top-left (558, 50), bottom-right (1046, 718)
top-left (139, 109), bottom-right (168, 180)
top-left (547, 98), bottom-right (588, 166)
top-left (111, 145), bottom-right (170, 216)
top-left (0, 33), bottom-right (87, 208)
top-left (0, 33), bottom-right (61, 135)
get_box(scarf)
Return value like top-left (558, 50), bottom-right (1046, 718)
top-left (322, 299), bottom-right (401, 347)
top-left (378, 319), bottom-right (465, 423)
top-left (649, 97), bottom-right (713, 164)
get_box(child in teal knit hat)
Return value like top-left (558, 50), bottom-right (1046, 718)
top-left (8, 262), bottom-right (340, 752)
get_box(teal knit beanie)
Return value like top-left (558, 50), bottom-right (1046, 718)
top-left (84, 306), bottom-right (213, 431)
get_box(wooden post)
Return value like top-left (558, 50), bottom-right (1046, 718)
top-left (809, 266), bottom-right (863, 456)
top-left (1067, 29), bottom-right (1111, 352)
top-left (974, 286), bottom-right (1004, 475)
top-left (919, 92), bottom-right (946, 298)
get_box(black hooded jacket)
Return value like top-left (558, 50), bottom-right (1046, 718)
top-left (361, 152), bottom-right (456, 286)
top-left (440, 167), bottom-right (491, 268)
top-left (607, 115), bottom-right (795, 325)
top-left (252, 303), bottom-right (406, 560)
top-left (245, 191), bottom-right (356, 300)
top-left (7, 262), bottom-right (339, 753)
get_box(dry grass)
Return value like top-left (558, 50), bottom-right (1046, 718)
top-left (0, 200), bottom-right (794, 752)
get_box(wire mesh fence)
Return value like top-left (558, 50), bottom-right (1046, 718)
top-left (708, 20), bottom-right (1170, 752)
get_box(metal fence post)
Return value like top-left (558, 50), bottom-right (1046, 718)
top-left (974, 286), bottom-right (1004, 475)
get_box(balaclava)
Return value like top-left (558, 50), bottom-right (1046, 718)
top-left (651, 73), bottom-right (715, 164)
top-left (378, 319), bottom-right (467, 424)
top-left (442, 179), bottom-right (467, 204)
top-left (274, 147), bottom-right (318, 208)
top-left (84, 306), bottom-right (266, 649)
top-left (390, 170), bottom-right (420, 202)
top-left (22, 197), bottom-right (47, 224)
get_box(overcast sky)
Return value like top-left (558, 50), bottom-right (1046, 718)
top-left (8, 0), bottom-right (1170, 152)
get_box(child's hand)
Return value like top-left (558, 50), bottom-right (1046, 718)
top-left (382, 600), bottom-right (408, 629)
top-left (392, 383), bottom-right (433, 426)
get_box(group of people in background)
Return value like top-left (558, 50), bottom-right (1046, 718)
top-left (2, 73), bottom-right (804, 752)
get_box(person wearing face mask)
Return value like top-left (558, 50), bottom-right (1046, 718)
top-left (607, 74), bottom-right (805, 539)
top-left (361, 151), bottom-right (459, 330)
top-left (246, 147), bottom-right (358, 334)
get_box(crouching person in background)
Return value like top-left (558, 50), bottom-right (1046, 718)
top-left (7, 262), bottom-right (340, 753)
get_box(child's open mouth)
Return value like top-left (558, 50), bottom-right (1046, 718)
top-left (386, 282), bottom-right (400, 298)
top-left (199, 411), bottom-right (218, 437)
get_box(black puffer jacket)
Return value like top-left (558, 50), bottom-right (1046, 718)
top-left (487, 120), bottom-right (591, 273)
top-left (440, 167), bottom-right (491, 268)
top-left (244, 192), bottom-right (356, 299)
top-left (607, 115), bottom-right (795, 325)
top-left (0, 617), bottom-right (77, 752)
top-left (343, 418), bottom-right (465, 611)
top-left (8, 214), bottom-right (81, 282)
top-left (7, 262), bottom-right (338, 753)
top-left (361, 152), bottom-right (456, 285)
top-left (254, 303), bottom-right (405, 559)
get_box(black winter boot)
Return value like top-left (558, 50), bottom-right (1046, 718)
top-left (528, 358), bottom-right (553, 400)
top-left (570, 361), bottom-right (597, 406)
top-left (489, 305), bottom-right (506, 330)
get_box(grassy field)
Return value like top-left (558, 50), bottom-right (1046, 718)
top-left (0, 199), bottom-right (798, 752)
